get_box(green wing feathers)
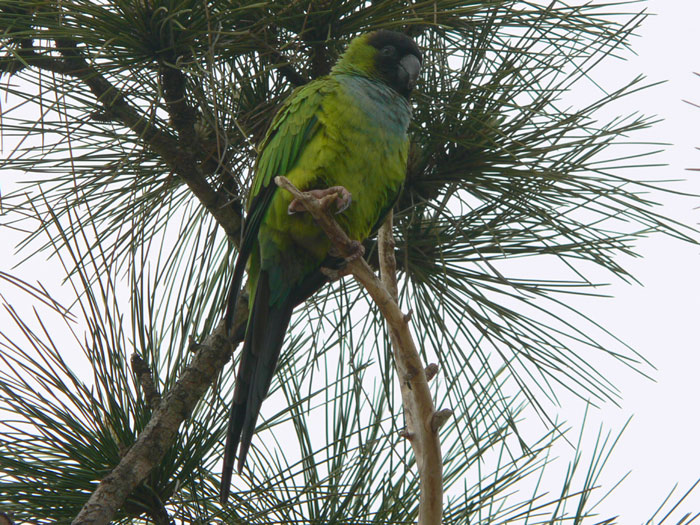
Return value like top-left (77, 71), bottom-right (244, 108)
top-left (222, 83), bottom-right (332, 504)
top-left (224, 83), bottom-right (325, 335)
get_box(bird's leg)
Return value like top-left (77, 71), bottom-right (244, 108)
top-left (320, 266), bottom-right (353, 281)
top-left (283, 180), bottom-right (362, 279)
top-left (329, 240), bottom-right (365, 262)
top-left (288, 186), bottom-right (352, 215)
top-left (321, 241), bottom-right (365, 281)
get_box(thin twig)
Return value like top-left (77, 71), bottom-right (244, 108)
top-left (275, 176), bottom-right (450, 525)
top-left (131, 354), bottom-right (162, 411)
top-left (378, 213), bottom-right (399, 300)
top-left (378, 214), bottom-right (449, 525)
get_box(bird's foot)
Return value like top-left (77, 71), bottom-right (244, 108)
top-left (288, 186), bottom-right (352, 215)
top-left (329, 240), bottom-right (365, 262)
top-left (322, 241), bottom-right (365, 280)
top-left (320, 266), bottom-right (353, 281)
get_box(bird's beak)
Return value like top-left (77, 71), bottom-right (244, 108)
top-left (398, 54), bottom-right (421, 93)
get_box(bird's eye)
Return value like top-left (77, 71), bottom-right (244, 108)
top-left (381, 45), bottom-right (396, 57)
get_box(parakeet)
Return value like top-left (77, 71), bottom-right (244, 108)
top-left (221, 30), bottom-right (421, 503)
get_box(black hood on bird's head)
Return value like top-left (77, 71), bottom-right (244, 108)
top-left (333, 30), bottom-right (422, 99)
top-left (367, 30), bottom-right (421, 98)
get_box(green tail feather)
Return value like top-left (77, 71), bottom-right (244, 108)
top-left (220, 272), bottom-right (294, 503)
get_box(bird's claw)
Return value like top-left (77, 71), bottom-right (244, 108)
top-left (287, 186), bottom-right (352, 215)
top-left (345, 240), bottom-right (365, 261)
top-left (320, 266), bottom-right (353, 281)
top-left (328, 240), bottom-right (365, 262)
top-left (322, 242), bottom-right (364, 280)
top-left (328, 186), bottom-right (353, 214)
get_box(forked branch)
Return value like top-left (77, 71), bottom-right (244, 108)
top-left (275, 175), bottom-right (451, 525)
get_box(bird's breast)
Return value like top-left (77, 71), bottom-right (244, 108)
top-left (319, 76), bottom-right (411, 239)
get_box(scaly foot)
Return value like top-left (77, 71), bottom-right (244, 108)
top-left (288, 186), bottom-right (352, 215)
top-left (320, 266), bottom-right (353, 281)
top-left (322, 241), bottom-right (365, 280)
top-left (328, 240), bottom-right (365, 262)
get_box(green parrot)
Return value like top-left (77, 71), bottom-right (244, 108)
top-left (221, 30), bottom-right (421, 502)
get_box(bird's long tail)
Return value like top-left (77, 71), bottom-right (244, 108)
top-left (224, 244), bottom-right (249, 338)
top-left (220, 271), bottom-right (294, 503)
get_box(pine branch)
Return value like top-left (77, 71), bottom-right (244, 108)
top-left (378, 212), bottom-right (450, 525)
top-left (157, 58), bottom-right (245, 213)
top-left (55, 37), bottom-right (242, 239)
top-left (275, 175), bottom-right (452, 525)
top-left (131, 354), bottom-right (161, 411)
top-left (159, 63), bottom-right (198, 147)
top-left (3, 34), bottom-right (244, 241)
top-left (72, 319), bottom-right (242, 525)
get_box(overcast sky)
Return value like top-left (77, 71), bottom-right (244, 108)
top-left (562, 0), bottom-right (700, 521)
top-left (1, 1), bottom-right (699, 522)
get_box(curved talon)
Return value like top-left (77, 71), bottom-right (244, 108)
top-left (287, 199), bottom-right (304, 215)
top-left (328, 186), bottom-right (352, 214)
top-left (329, 240), bottom-right (365, 262)
top-left (320, 266), bottom-right (352, 281)
top-left (287, 186), bottom-right (352, 215)
top-left (345, 240), bottom-right (365, 262)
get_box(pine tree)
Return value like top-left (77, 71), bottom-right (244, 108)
top-left (0, 1), bottom-right (694, 523)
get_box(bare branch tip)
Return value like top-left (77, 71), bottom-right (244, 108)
top-left (430, 409), bottom-right (454, 433)
top-left (399, 429), bottom-right (414, 440)
top-left (131, 353), bottom-right (161, 410)
top-left (425, 363), bottom-right (439, 382)
top-left (274, 175), bottom-right (293, 192)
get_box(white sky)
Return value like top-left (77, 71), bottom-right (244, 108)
top-left (1, 1), bottom-right (699, 522)
top-left (562, 0), bottom-right (700, 521)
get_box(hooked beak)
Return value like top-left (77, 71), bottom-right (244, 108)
top-left (398, 54), bottom-right (421, 94)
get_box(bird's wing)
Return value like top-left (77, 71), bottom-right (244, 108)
top-left (224, 81), bottom-right (328, 333)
